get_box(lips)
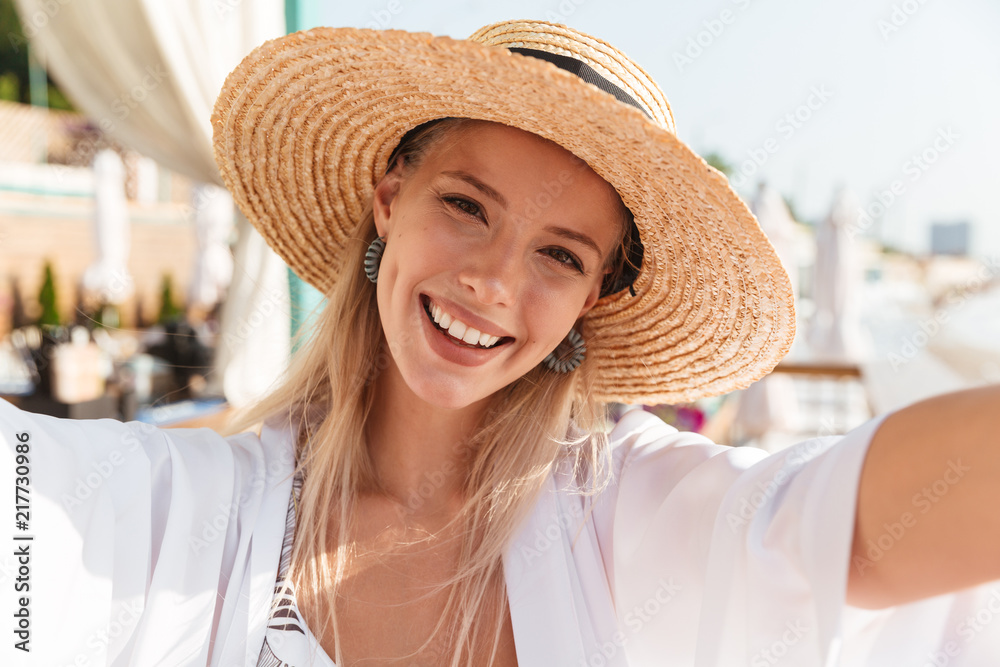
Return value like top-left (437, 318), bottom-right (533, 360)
top-left (421, 296), bottom-right (510, 349)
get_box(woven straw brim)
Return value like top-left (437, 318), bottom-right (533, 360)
top-left (211, 24), bottom-right (795, 405)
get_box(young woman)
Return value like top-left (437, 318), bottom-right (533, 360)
top-left (4, 19), bottom-right (1000, 667)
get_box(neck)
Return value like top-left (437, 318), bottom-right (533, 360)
top-left (366, 360), bottom-right (490, 519)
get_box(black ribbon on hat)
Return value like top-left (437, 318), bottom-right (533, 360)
top-left (508, 47), bottom-right (652, 120)
top-left (509, 47), bottom-right (646, 297)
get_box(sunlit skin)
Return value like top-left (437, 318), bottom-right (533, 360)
top-left (848, 387), bottom-right (1000, 608)
top-left (365, 121), bottom-right (623, 516)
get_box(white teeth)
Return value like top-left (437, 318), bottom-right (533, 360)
top-left (428, 299), bottom-right (502, 348)
top-left (447, 320), bottom-right (467, 340)
top-left (430, 302), bottom-right (452, 329)
top-left (462, 326), bottom-right (483, 344)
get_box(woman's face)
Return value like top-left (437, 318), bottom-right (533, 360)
top-left (372, 121), bottom-right (623, 410)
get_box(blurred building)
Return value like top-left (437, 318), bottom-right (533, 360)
top-left (0, 100), bottom-right (199, 334)
top-left (930, 221), bottom-right (970, 256)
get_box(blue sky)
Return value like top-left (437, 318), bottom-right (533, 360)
top-left (316, 0), bottom-right (1000, 257)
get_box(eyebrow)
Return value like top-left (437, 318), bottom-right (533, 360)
top-left (545, 226), bottom-right (603, 259)
top-left (441, 170), bottom-right (509, 210)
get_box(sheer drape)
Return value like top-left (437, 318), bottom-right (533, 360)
top-left (16, 0), bottom-right (291, 406)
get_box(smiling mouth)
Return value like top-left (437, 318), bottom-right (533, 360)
top-left (421, 296), bottom-right (511, 350)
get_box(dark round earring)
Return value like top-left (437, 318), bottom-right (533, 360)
top-left (543, 327), bottom-right (586, 373)
top-left (364, 236), bottom-right (386, 283)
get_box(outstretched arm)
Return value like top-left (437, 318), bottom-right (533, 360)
top-left (847, 385), bottom-right (1000, 609)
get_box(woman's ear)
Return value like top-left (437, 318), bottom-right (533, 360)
top-left (373, 155), bottom-right (405, 237)
top-left (577, 276), bottom-right (604, 320)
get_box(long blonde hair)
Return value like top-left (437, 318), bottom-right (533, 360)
top-left (228, 119), bottom-right (626, 666)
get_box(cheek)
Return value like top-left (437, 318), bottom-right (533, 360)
top-left (376, 228), bottom-right (452, 328)
top-left (390, 209), bottom-right (465, 269)
top-left (519, 283), bottom-right (590, 346)
top-left (385, 230), bottom-right (481, 309)
top-left (383, 239), bottom-right (447, 300)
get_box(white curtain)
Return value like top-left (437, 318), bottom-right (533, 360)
top-left (17, 0), bottom-right (291, 407)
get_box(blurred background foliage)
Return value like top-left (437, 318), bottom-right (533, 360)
top-left (0, 0), bottom-right (74, 109)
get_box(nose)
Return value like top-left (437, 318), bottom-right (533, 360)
top-left (457, 242), bottom-right (520, 306)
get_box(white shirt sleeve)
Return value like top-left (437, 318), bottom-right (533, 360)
top-left (600, 409), bottom-right (1000, 666)
top-left (0, 398), bottom-right (293, 667)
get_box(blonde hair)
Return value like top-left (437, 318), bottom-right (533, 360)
top-left (228, 119), bottom-right (622, 666)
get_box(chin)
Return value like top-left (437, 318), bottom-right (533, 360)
top-left (404, 369), bottom-right (494, 411)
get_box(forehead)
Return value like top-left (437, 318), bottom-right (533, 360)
top-left (422, 120), bottom-right (593, 179)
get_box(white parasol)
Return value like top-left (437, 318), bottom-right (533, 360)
top-left (187, 183), bottom-right (234, 310)
top-left (808, 186), bottom-right (866, 362)
top-left (733, 183), bottom-right (800, 445)
top-left (82, 149), bottom-right (134, 305)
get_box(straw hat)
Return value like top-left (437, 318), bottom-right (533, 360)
top-left (211, 20), bottom-right (795, 406)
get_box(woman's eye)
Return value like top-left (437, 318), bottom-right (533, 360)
top-left (546, 248), bottom-right (583, 272)
top-left (444, 196), bottom-right (482, 219)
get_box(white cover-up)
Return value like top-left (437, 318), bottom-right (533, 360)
top-left (2, 397), bottom-right (999, 666)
